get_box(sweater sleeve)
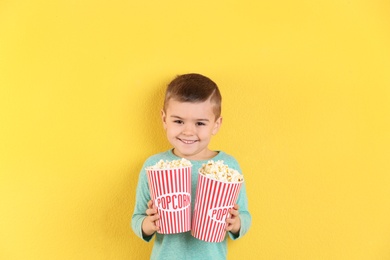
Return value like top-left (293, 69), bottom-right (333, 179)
top-left (131, 163), bottom-right (155, 242)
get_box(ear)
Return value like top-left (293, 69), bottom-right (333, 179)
top-left (212, 116), bottom-right (222, 135)
top-left (161, 109), bottom-right (167, 130)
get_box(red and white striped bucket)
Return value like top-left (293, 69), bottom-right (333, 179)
top-left (191, 173), bottom-right (242, 242)
top-left (146, 166), bottom-right (192, 234)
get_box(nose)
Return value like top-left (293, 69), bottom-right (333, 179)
top-left (182, 123), bottom-right (195, 135)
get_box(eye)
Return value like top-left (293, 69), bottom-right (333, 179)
top-left (196, 122), bottom-right (206, 126)
top-left (174, 120), bottom-right (184, 124)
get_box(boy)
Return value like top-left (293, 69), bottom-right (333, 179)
top-left (131, 73), bottom-right (251, 259)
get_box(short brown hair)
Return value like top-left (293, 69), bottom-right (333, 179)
top-left (163, 73), bottom-right (222, 119)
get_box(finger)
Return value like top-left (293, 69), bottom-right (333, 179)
top-left (226, 218), bottom-right (235, 225)
top-left (233, 204), bottom-right (239, 210)
top-left (146, 208), bottom-right (157, 216)
top-left (149, 214), bottom-right (160, 222)
top-left (229, 209), bottom-right (239, 217)
top-left (148, 220), bottom-right (159, 232)
top-left (150, 216), bottom-right (160, 231)
top-left (154, 224), bottom-right (160, 231)
top-left (225, 223), bottom-right (233, 231)
top-left (147, 200), bottom-right (153, 209)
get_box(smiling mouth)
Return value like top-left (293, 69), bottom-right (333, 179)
top-left (178, 138), bottom-right (198, 144)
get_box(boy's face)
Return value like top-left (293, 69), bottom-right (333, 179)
top-left (162, 99), bottom-right (222, 160)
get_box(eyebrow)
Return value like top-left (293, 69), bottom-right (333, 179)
top-left (170, 115), bottom-right (210, 122)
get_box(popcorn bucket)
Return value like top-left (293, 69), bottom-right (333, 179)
top-left (191, 173), bottom-right (242, 242)
top-left (146, 166), bottom-right (192, 234)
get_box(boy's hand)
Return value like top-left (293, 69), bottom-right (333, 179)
top-left (225, 204), bottom-right (241, 235)
top-left (142, 200), bottom-right (160, 237)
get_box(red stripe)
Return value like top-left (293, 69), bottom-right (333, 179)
top-left (199, 175), bottom-right (207, 237)
top-left (187, 167), bottom-right (191, 231)
top-left (207, 179), bottom-right (220, 242)
top-left (186, 167), bottom-right (190, 232)
top-left (176, 170), bottom-right (181, 233)
top-left (180, 209), bottom-right (183, 233)
top-left (168, 211), bottom-right (172, 234)
top-left (163, 211), bottom-right (167, 233)
top-left (194, 174), bottom-right (203, 236)
top-left (222, 183), bottom-right (231, 208)
top-left (163, 169), bottom-right (174, 233)
top-left (193, 174), bottom-right (204, 238)
top-left (203, 177), bottom-right (215, 241)
top-left (157, 171), bottom-right (164, 232)
top-left (182, 168), bottom-right (186, 232)
top-left (193, 174), bottom-right (204, 240)
top-left (160, 171), bottom-right (165, 197)
top-left (199, 175), bottom-right (209, 240)
top-left (205, 177), bottom-right (214, 241)
top-left (188, 167), bottom-right (191, 231)
top-left (219, 182), bottom-right (227, 207)
top-left (152, 172), bottom-right (158, 229)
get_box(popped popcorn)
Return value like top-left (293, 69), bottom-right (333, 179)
top-left (146, 158), bottom-right (192, 169)
top-left (199, 160), bottom-right (244, 183)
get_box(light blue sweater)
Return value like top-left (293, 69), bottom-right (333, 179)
top-left (131, 150), bottom-right (251, 260)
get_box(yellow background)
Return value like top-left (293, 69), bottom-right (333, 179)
top-left (1, 0), bottom-right (389, 259)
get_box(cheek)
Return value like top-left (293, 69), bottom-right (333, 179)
top-left (166, 125), bottom-right (179, 135)
top-left (200, 129), bottom-right (213, 138)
